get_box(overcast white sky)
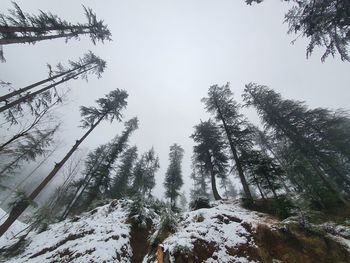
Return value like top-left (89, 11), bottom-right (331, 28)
top-left (1, 0), bottom-right (349, 201)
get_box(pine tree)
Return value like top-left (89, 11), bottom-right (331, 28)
top-left (0, 89), bottom-right (128, 237)
top-left (110, 146), bottom-right (138, 199)
top-left (243, 83), bottom-right (350, 205)
top-left (179, 191), bottom-right (188, 211)
top-left (0, 124), bottom-right (59, 179)
top-left (0, 95), bottom-right (61, 151)
top-left (240, 149), bottom-right (283, 199)
top-left (191, 120), bottom-right (228, 200)
top-left (189, 163), bottom-right (209, 201)
top-left (81, 118), bottom-right (139, 207)
top-left (246, 0), bottom-right (350, 62)
top-left (132, 148), bottom-right (160, 197)
top-left (0, 3), bottom-right (111, 46)
top-left (0, 51), bottom-right (106, 114)
top-left (164, 144), bottom-right (184, 209)
top-left (202, 83), bottom-right (253, 201)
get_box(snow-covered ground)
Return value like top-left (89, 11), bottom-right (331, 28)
top-left (161, 200), bottom-right (274, 263)
top-left (4, 199), bottom-right (132, 263)
top-left (0, 208), bottom-right (27, 249)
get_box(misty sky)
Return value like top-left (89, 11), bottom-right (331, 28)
top-left (1, 0), bottom-right (349, 201)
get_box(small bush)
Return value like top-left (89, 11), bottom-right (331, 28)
top-left (272, 196), bottom-right (294, 219)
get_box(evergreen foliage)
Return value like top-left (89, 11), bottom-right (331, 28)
top-left (246, 0), bottom-right (350, 62)
top-left (202, 83), bottom-right (254, 201)
top-left (132, 148), bottom-right (160, 197)
top-left (243, 83), bottom-right (350, 206)
top-left (110, 146), bottom-right (138, 199)
top-left (191, 120), bottom-right (228, 200)
top-left (0, 3), bottom-right (111, 45)
top-left (164, 144), bottom-right (184, 209)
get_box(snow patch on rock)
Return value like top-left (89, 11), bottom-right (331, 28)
top-left (5, 199), bottom-right (132, 263)
top-left (162, 200), bottom-right (270, 263)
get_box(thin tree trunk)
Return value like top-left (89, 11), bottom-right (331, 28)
top-left (207, 152), bottom-right (221, 200)
top-left (262, 171), bottom-right (278, 199)
top-left (60, 140), bottom-right (117, 220)
top-left (213, 98), bottom-right (253, 201)
top-left (0, 66), bottom-right (95, 114)
top-left (0, 99), bottom-right (58, 151)
top-left (0, 31), bottom-right (89, 45)
top-left (0, 63), bottom-right (90, 103)
top-left (0, 25), bottom-right (90, 34)
top-left (0, 114), bottom-right (105, 238)
top-left (252, 175), bottom-right (266, 200)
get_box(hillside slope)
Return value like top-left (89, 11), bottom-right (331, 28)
top-left (1, 199), bottom-right (350, 263)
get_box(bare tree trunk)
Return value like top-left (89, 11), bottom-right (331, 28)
top-left (252, 174), bottom-right (265, 200)
top-left (262, 172), bottom-right (278, 199)
top-left (207, 152), bottom-right (221, 200)
top-left (0, 114), bottom-right (105, 237)
top-left (0, 31), bottom-right (89, 45)
top-left (213, 99), bottom-right (253, 202)
top-left (0, 66), bottom-right (95, 114)
top-left (0, 25), bottom-right (90, 34)
top-left (0, 62), bottom-right (90, 103)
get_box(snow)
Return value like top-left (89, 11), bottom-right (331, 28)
top-left (162, 200), bottom-right (270, 263)
top-left (0, 208), bottom-right (28, 249)
top-left (5, 199), bottom-right (132, 263)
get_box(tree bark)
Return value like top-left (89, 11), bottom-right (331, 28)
top-left (0, 114), bottom-right (105, 238)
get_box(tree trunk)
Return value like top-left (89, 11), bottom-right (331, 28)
top-left (0, 66), bottom-right (95, 114)
top-left (252, 175), bottom-right (266, 200)
top-left (0, 114), bottom-right (105, 238)
top-left (213, 98), bottom-right (253, 201)
top-left (262, 171), bottom-right (278, 199)
top-left (60, 142), bottom-right (115, 220)
top-left (0, 25), bottom-right (91, 34)
top-left (0, 31), bottom-right (89, 45)
top-left (207, 152), bottom-right (221, 200)
top-left (0, 63), bottom-right (90, 103)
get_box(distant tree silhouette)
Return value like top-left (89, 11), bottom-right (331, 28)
top-left (110, 146), bottom-right (138, 199)
top-left (132, 148), bottom-right (160, 197)
top-left (164, 143), bottom-right (184, 209)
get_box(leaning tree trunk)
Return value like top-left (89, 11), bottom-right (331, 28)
top-left (0, 25), bottom-right (91, 34)
top-left (0, 62), bottom-right (91, 103)
top-left (214, 100), bottom-right (253, 201)
top-left (0, 114), bottom-right (105, 238)
top-left (0, 31), bottom-right (89, 45)
top-left (0, 66), bottom-right (95, 114)
top-left (207, 152), bottom-right (222, 200)
top-left (261, 171), bottom-right (278, 199)
top-left (252, 174), bottom-right (266, 200)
